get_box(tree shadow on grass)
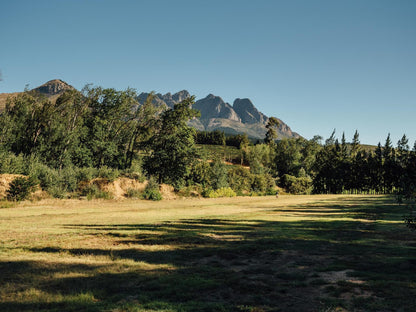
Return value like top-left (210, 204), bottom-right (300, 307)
top-left (1, 197), bottom-right (416, 312)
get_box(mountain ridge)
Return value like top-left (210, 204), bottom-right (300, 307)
top-left (138, 90), bottom-right (300, 140)
top-left (1, 80), bottom-right (300, 140)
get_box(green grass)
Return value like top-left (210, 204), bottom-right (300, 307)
top-left (0, 195), bottom-right (415, 311)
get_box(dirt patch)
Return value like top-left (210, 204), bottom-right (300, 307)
top-left (160, 184), bottom-right (176, 200)
top-left (89, 178), bottom-right (147, 199)
top-left (84, 178), bottom-right (177, 200)
top-left (320, 269), bottom-right (365, 285)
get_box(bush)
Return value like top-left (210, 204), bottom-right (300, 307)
top-left (190, 161), bottom-right (212, 186)
top-left (250, 173), bottom-right (275, 193)
top-left (141, 177), bottom-right (162, 201)
top-left (79, 184), bottom-right (113, 200)
top-left (177, 185), bottom-right (202, 197)
top-left (210, 158), bottom-right (228, 190)
top-left (26, 157), bottom-right (60, 190)
top-left (0, 152), bottom-right (26, 174)
top-left (228, 166), bottom-right (251, 194)
top-left (204, 187), bottom-right (236, 198)
top-left (122, 158), bottom-right (145, 182)
top-left (97, 166), bottom-right (120, 182)
top-left (125, 188), bottom-right (141, 198)
top-left (76, 167), bottom-right (99, 183)
top-left (281, 174), bottom-right (312, 194)
top-left (6, 176), bottom-right (37, 201)
top-left (59, 166), bottom-right (78, 193)
top-left (47, 185), bottom-right (67, 199)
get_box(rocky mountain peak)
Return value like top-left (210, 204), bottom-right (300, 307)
top-left (138, 90), bottom-right (191, 109)
top-left (194, 94), bottom-right (241, 122)
top-left (233, 98), bottom-right (268, 124)
top-left (33, 79), bottom-right (73, 96)
top-left (172, 90), bottom-right (190, 102)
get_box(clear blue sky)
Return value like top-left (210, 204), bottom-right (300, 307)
top-left (1, 0), bottom-right (415, 146)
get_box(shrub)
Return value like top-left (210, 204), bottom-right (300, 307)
top-left (190, 161), bottom-right (212, 186)
top-left (79, 184), bottom-right (113, 200)
top-left (26, 158), bottom-right (59, 190)
top-left (97, 166), bottom-right (120, 182)
top-left (281, 174), bottom-right (312, 194)
top-left (204, 187), bottom-right (236, 198)
top-left (125, 188), bottom-right (141, 198)
top-left (0, 152), bottom-right (26, 174)
top-left (123, 158), bottom-right (145, 182)
top-left (228, 166), bottom-right (251, 194)
top-left (6, 176), bottom-right (37, 201)
top-left (141, 177), bottom-right (162, 201)
top-left (59, 166), bottom-right (78, 193)
top-left (210, 158), bottom-right (229, 190)
top-left (47, 185), bottom-right (66, 199)
top-left (76, 167), bottom-right (99, 183)
top-left (251, 174), bottom-right (268, 192)
top-left (177, 185), bottom-right (202, 197)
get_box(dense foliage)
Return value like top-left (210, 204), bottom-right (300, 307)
top-left (1, 86), bottom-right (415, 199)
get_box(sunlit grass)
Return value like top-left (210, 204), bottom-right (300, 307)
top-left (0, 195), bottom-right (415, 311)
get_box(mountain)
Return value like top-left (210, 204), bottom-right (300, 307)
top-left (233, 98), bottom-right (267, 124)
top-left (194, 94), bottom-right (241, 122)
top-left (137, 90), bottom-right (190, 109)
top-left (1, 80), bottom-right (300, 140)
top-left (138, 90), bottom-right (300, 140)
top-left (32, 79), bottom-right (74, 96)
top-left (0, 79), bottom-right (74, 110)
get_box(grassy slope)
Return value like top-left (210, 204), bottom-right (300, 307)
top-left (0, 195), bottom-right (415, 312)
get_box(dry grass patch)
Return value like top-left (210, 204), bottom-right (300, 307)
top-left (0, 195), bottom-right (415, 311)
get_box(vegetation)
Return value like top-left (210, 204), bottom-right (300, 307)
top-left (6, 176), bottom-right (37, 201)
top-left (141, 176), bottom-right (162, 201)
top-left (1, 86), bottom-right (416, 201)
top-left (0, 195), bottom-right (415, 311)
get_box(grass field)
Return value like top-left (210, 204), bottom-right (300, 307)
top-left (0, 195), bottom-right (415, 312)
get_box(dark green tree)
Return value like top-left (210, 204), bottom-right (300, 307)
top-left (264, 117), bottom-right (279, 145)
top-left (84, 86), bottom-right (140, 168)
top-left (144, 96), bottom-right (200, 187)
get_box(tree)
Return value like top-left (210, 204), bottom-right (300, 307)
top-left (265, 117), bottom-right (279, 145)
top-left (383, 133), bottom-right (396, 193)
top-left (351, 130), bottom-right (360, 157)
top-left (40, 89), bottom-right (90, 169)
top-left (84, 86), bottom-right (140, 168)
top-left (144, 96), bottom-right (200, 187)
top-left (210, 157), bottom-right (229, 190)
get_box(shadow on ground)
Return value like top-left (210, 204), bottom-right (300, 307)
top-left (1, 196), bottom-right (415, 312)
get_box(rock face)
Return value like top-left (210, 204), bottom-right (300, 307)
top-left (33, 79), bottom-right (74, 96)
top-left (0, 79), bottom-right (74, 111)
top-left (194, 94), bottom-right (241, 122)
top-left (137, 90), bottom-right (191, 109)
top-left (137, 89), bottom-right (300, 140)
top-left (233, 98), bottom-right (268, 124)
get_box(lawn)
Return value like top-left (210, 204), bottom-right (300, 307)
top-left (0, 195), bottom-right (415, 312)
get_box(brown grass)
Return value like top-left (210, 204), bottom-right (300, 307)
top-left (0, 195), bottom-right (415, 311)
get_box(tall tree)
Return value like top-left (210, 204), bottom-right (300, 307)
top-left (351, 130), bottom-right (360, 157)
top-left (84, 86), bottom-right (139, 168)
top-left (144, 96), bottom-right (200, 187)
top-left (264, 117), bottom-right (279, 145)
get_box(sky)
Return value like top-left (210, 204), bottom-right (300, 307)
top-left (1, 0), bottom-right (415, 146)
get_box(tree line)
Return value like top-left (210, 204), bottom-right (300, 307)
top-left (0, 85), bottom-right (415, 198)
